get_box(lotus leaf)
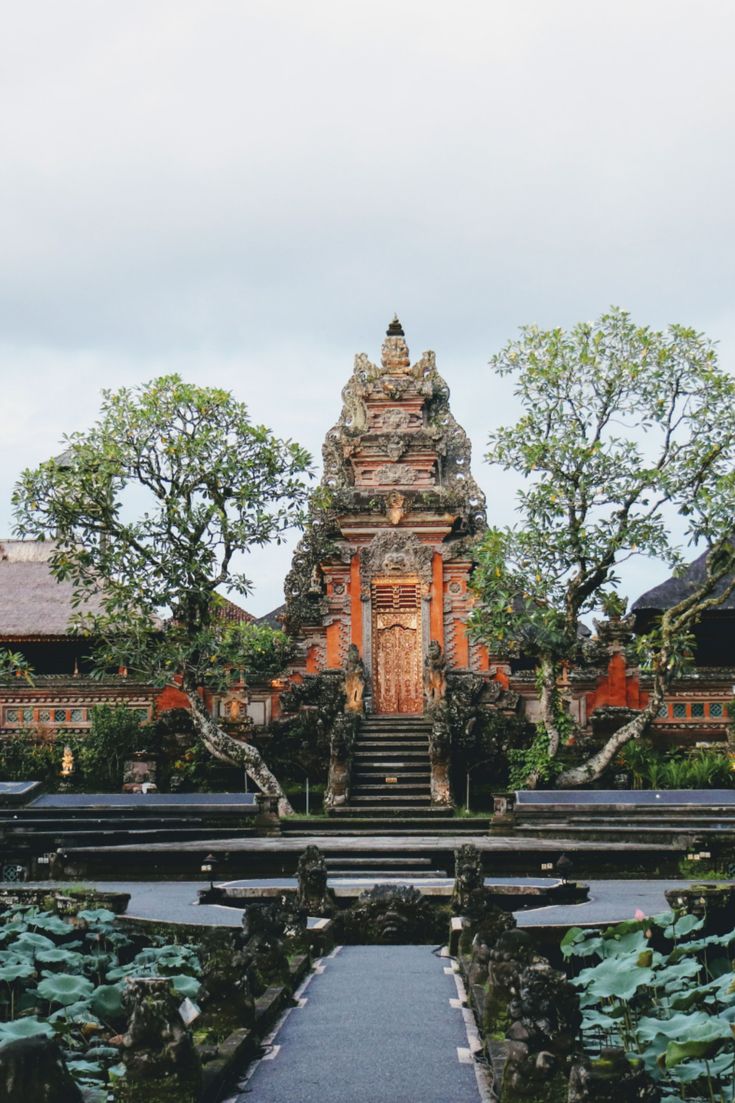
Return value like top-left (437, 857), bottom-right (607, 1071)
top-left (574, 957), bottom-right (655, 1002)
top-left (12, 932), bottom-right (56, 955)
top-left (85, 1044), bottom-right (121, 1060)
top-left (664, 1027), bottom-right (732, 1068)
top-left (49, 999), bottom-right (100, 1023)
top-left (0, 962), bottom-right (35, 982)
top-left (37, 949), bottom-right (86, 971)
top-left (28, 915), bottom-right (73, 937)
top-left (66, 1058), bottom-right (105, 1079)
top-left (0, 1017), bottom-right (54, 1042)
top-left (655, 958), bottom-right (702, 991)
top-left (170, 974), bottom-right (201, 999)
top-left (663, 913), bottom-right (705, 940)
top-left (76, 908), bottom-right (118, 925)
top-left (37, 973), bottom-right (94, 1006)
top-left (90, 983), bottom-right (124, 1021)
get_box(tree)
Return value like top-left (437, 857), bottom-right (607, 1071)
top-left (470, 308), bottom-right (735, 787)
top-left (13, 375), bottom-right (312, 812)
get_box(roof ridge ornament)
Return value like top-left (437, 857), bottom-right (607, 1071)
top-left (381, 315), bottom-right (411, 374)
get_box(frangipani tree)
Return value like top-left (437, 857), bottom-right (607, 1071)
top-left (470, 309), bottom-right (735, 787)
top-left (13, 375), bottom-right (313, 812)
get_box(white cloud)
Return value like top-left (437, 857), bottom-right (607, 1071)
top-left (1, 0), bottom-right (734, 612)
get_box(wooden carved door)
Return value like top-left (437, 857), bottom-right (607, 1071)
top-left (372, 579), bottom-right (423, 714)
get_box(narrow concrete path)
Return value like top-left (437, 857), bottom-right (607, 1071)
top-left (232, 946), bottom-right (484, 1103)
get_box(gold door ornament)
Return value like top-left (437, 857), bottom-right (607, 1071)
top-left (372, 580), bottom-right (422, 714)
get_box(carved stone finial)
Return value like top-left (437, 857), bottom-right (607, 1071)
top-left (381, 318), bottom-right (411, 374)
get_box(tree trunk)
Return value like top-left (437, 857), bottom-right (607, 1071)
top-left (555, 695), bottom-right (662, 787)
top-left (538, 657), bottom-right (563, 756)
top-left (183, 684), bottom-right (294, 816)
top-left (556, 545), bottom-right (735, 788)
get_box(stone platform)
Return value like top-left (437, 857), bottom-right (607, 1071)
top-left (54, 830), bottom-right (684, 882)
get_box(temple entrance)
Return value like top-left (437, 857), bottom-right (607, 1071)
top-left (371, 579), bottom-right (423, 714)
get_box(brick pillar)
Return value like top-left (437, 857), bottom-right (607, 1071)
top-left (430, 552), bottom-right (444, 648)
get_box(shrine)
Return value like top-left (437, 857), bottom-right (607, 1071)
top-left (281, 316), bottom-right (491, 706)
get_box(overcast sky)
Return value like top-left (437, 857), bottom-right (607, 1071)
top-left (2, 1), bottom-right (734, 615)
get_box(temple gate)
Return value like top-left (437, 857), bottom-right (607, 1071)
top-left (282, 317), bottom-right (490, 709)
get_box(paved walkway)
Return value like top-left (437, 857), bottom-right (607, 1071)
top-left (231, 946), bottom-right (484, 1103)
top-left (16, 878), bottom-right (703, 928)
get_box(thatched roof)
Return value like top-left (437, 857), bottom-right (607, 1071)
top-left (632, 548), bottom-right (735, 613)
top-left (0, 540), bottom-right (106, 638)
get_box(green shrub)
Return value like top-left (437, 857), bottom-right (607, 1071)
top-left (0, 730), bottom-right (64, 786)
top-left (73, 705), bottom-right (151, 790)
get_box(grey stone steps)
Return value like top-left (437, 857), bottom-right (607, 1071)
top-left (352, 758), bottom-right (428, 768)
top-left (356, 740), bottom-right (429, 749)
top-left (350, 798), bottom-right (432, 806)
top-left (350, 772), bottom-right (430, 780)
top-left (330, 805), bottom-right (454, 816)
top-left (324, 856), bottom-right (435, 867)
top-left (327, 869), bottom-right (449, 879)
top-left (351, 782), bottom-right (431, 791)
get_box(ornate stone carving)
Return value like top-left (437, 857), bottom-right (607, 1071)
top-left (336, 884), bottom-right (447, 944)
top-left (568, 1049), bottom-right (660, 1103)
top-left (386, 491), bottom-right (407, 526)
top-left (424, 640), bottom-right (447, 708)
top-left (360, 531), bottom-right (434, 583)
top-left (501, 962), bottom-right (581, 1103)
top-left (296, 845), bottom-right (337, 916)
top-left (452, 843), bottom-right (486, 916)
top-left (382, 408), bottom-right (411, 431)
top-left (121, 976), bottom-right (199, 1083)
top-left (374, 463), bottom-right (418, 485)
top-left (344, 643), bottom-right (366, 714)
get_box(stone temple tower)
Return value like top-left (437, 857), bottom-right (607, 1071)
top-left (283, 317), bottom-right (489, 714)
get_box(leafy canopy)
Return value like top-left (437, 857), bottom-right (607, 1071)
top-left (471, 308), bottom-right (735, 664)
top-left (13, 375), bottom-right (313, 689)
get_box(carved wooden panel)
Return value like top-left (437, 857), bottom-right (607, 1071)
top-left (372, 581), bottom-right (422, 714)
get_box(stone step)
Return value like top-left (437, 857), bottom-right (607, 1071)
top-left (350, 772), bottom-right (430, 780)
top-left (327, 869), bottom-right (449, 879)
top-left (350, 798), bottom-right (432, 806)
top-left (354, 743), bottom-right (428, 751)
top-left (351, 783), bottom-right (431, 792)
top-left (352, 755), bottom-right (428, 766)
top-left (324, 856), bottom-right (435, 867)
top-left (330, 805), bottom-right (455, 817)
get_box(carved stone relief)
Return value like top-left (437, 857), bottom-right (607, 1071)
top-left (360, 531), bottom-right (435, 585)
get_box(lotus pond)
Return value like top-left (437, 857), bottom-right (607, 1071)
top-left (0, 903), bottom-right (203, 1101)
top-left (562, 909), bottom-right (735, 1101)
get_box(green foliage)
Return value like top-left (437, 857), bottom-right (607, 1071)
top-left (0, 902), bottom-right (205, 1092)
top-left (507, 729), bottom-right (562, 790)
top-left (470, 308), bottom-right (735, 784)
top-left (269, 671), bottom-right (346, 784)
top-left (619, 741), bottom-right (734, 790)
top-left (73, 705), bottom-right (151, 790)
top-left (215, 620), bottom-right (296, 682)
top-left (0, 730), bottom-right (64, 785)
top-left (0, 649), bottom-right (33, 683)
top-left (562, 911), bottom-right (735, 1099)
top-left (12, 374), bottom-right (313, 695)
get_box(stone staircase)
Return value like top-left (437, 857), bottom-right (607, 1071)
top-left (309, 715), bottom-right (489, 836)
top-left (345, 715), bottom-right (434, 812)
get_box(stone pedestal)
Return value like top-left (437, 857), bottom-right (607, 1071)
top-left (254, 793), bottom-right (281, 834)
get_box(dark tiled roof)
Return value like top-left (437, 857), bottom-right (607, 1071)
top-left (256, 604), bottom-right (286, 630)
top-left (632, 548), bottom-right (735, 612)
top-left (0, 540), bottom-right (105, 638)
top-left (213, 596), bottom-right (255, 624)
